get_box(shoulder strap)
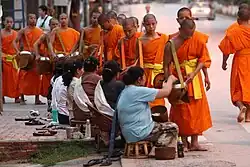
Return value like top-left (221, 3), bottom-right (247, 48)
top-left (40, 15), bottom-right (49, 28)
top-left (23, 29), bottom-right (31, 51)
top-left (120, 38), bottom-right (126, 70)
top-left (169, 40), bottom-right (185, 88)
top-left (138, 38), bottom-right (144, 68)
top-left (79, 28), bottom-right (85, 54)
top-left (56, 29), bottom-right (66, 54)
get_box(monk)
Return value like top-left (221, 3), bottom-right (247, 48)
top-left (50, 13), bottom-right (80, 56)
top-left (116, 18), bottom-right (142, 69)
top-left (1, 17), bottom-right (20, 103)
top-left (219, 9), bottom-right (250, 123)
top-left (170, 7), bottom-right (211, 91)
top-left (71, 11), bottom-right (101, 58)
top-left (164, 19), bottom-right (212, 151)
top-left (34, 18), bottom-right (59, 98)
top-left (130, 16), bottom-right (140, 31)
top-left (107, 11), bottom-right (119, 25)
top-left (226, 3), bottom-right (249, 33)
top-left (13, 14), bottom-right (44, 105)
top-left (117, 13), bottom-right (126, 25)
top-left (98, 13), bottom-right (124, 62)
top-left (137, 14), bottom-right (169, 107)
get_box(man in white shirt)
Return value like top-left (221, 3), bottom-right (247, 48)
top-left (36, 5), bottom-right (52, 33)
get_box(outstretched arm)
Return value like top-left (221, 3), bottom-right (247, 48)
top-left (13, 28), bottom-right (24, 55)
top-left (34, 34), bottom-right (45, 59)
top-left (163, 43), bottom-right (173, 80)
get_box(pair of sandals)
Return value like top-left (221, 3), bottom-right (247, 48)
top-left (33, 129), bottom-right (57, 136)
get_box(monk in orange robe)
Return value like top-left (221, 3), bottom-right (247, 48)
top-left (98, 13), bottom-right (124, 62)
top-left (130, 16), bottom-right (140, 32)
top-left (71, 11), bottom-right (101, 58)
top-left (50, 13), bottom-right (80, 56)
top-left (219, 9), bottom-right (250, 123)
top-left (164, 19), bottom-right (212, 151)
top-left (137, 14), bottom-right (169, 107)
top-left (107, 11), bottom-right (119, 25)
top-left (34, 18), bottom-right (59, 98)
top-left (13, 14), bottom-right (44, 105)
top-left (169, 7), bottom-right (211, 91)
top-left (1, 17), bottom-right (20, 103)
top-left (116, 18), bottom-right (142, 69)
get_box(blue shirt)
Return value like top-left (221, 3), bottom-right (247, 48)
top-left (117, 85), bottom-right (158, 143)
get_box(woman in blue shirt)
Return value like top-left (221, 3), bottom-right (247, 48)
top-left (117, 66), bottom-right (178, 148)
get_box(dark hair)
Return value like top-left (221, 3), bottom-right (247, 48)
top-left (53, 61), bottom-right (65, 81)
top-left (177, 7), bottom-right (191, 17)
top-left (62, 60), bottom-right (83, 87)
top-left (238, 8), bottom-right (250, 21)
top-left (39, 5), bottom-right (48, 13)
top-left (102, 60), bottom-right (121, 83)
top-left (123, 67), bottom-right (144, 85)
top-left (84, 56), bottom-right (99, 72)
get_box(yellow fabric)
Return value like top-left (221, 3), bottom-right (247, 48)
top-left (144, 63), bottom-right (163, 85)
top-left (180, 58), bottom-right (202, 99)
top-left (54, 49), bottom-right (69, 55)
top-left (3, 53), bottom-right (18, 69)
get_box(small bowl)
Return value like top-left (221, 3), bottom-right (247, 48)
top-left (151, 106), bottom-right (168, 122)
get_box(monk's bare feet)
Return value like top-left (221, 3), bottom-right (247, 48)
top-left (245, 108), bottom-right (250, 122)
top-left (189, 145), bottom-right (208, 152)
top-left (237, 106), bottom-right (247, 122)
top-left (3, 97), bottom-right (5, 104)
top-left (35, 100), bottom-right (45, 105)
top-left (182, 137), bottom-right (190, 152)
top-left (15, 98), bottom-right (21, 103)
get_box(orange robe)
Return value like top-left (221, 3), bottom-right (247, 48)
top-left (18, 27), bottom-right (43, 95)
top-left (219, 25), bottom-right (250, 105)
top-left (226, 22), bottom-right (238, 33)
top-left (103, 24), bottom-right (124, 61)
top-left (53, 28), bottom-right (80, 55)
top-left (2, 30), bottom-right (20, 98)
top-left (83, 26), bottom-right (101, 56)
top-left (170, 31), bottom-right (208, 43)
top-left (140, 33), bottom-right (169, 107)
top-left (170, 33), bottom-right (212, 136)
top-left (116, 32), bottom-right (142, 69)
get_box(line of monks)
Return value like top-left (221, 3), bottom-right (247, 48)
top-left (2, 3), bottom-right (250, 150)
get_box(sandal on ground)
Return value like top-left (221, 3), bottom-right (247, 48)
top-left (25, 119), bottom-right (45, 126)
top-left (33, 130), bottom-right (57, 136)
top-left (15, 117), bottom-right (34, 121)
top-left (35, 101), bottom-right (46, 105)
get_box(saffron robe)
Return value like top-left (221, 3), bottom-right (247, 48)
top-left (53, 28), bottom-right (80, 55)
top-left (219, 25), bottom-right (250, 105)
top-left (103, 24), bottom-right (124, 61)
top-left (18, 27), bottom-right (43, 95)
top-left (170, 33), bottom-right (212, 136)
top-left (140, 33), bottom-right (169, 107)
top-left (2, 30), bottom-right (20, 98)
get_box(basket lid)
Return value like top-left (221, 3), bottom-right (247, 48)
top-left (40, 57), bottom-right (50, 61)
top-left (20, 51), bottom-right (31, 55)
top-left (173, 82), bottom-right (187, 89)
top-left (57, 54), bottom-right (65, 58)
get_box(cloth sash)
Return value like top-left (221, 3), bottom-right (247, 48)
top-left (94, 81), bottom-right (114, 117)
top-left (179, 58), bottom-right (202, 99)
top-left (2, 53), bottom-right (18, 69)
top-left (143, 63), bottom-right (163, 85)
top-left (73, 78), bottom-right (91, 112)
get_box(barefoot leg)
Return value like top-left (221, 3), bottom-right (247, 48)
top-left (236, 101), bottom-right (247, 123)
top-left (181, 136), bottom-right (189, 152)
top-left (190, 135), bottom-right (207, 151)
top-left (35, 95), bottom-right (45, 105)
top-left (15, 97), bottom-right (21, 103)
top-left (20, 95), bottom-right (26, 105)
top-left (3, 97), bottom-right (5, 104)
top-left (245, 105), bottom-right (250, 122)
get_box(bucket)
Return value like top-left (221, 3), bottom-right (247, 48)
top-left (66, 127), bottom-right (78, 139)
top-left (155, 147), bottom-right (176, 160)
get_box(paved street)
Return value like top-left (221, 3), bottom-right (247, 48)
top-left (2, 1), bottom-right (250, 167)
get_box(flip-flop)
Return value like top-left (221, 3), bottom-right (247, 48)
top-left (237, 106), bottom-right (247, 123)
top-left (33, 130), bottom-right (57, 136)
top-left (25, 120), bottom-right (45, 126)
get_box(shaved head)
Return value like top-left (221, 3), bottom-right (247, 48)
top-left (130, 16), bottom-right (139, 26)
top-left (239, 3), bottom-right (249, 10)
top-left (4, 16), bottom-right (14, 30)
top-left (123, 18), bottom-right (136, 28)
top-left (143, 14), bottom-right (157, 23)
top-left (98, 13), bottom-right (109, 24)
top-left (4, 16), bottom-right (13, 22)
top-left (237, 8), bottom-right (250, 22)
top-left (28, 13), bottom-right (36, 26)
top-left (60, 13), bottom-right (68, 18)
top-left (118, 14), bottom-right (126, 20)
top-left (107, 11), bottom-right (117, 19)
top-left (177, 7), bottom-right (192, 17)
top-left (179, 18), bottom-right (195, 39)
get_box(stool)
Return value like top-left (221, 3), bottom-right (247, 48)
top-left (124, 141), bottom-right (153, 159)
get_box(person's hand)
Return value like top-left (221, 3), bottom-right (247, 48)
top-left (168, 75), bottom-right (178, 83)
top-left (185, 72), bottom-right (195, 84)
top-left (222, 61), bottom-right (227, 71)
top-left (35, 54), bottom-right (41, 60)
top-left (204, 76), bottom-right (211, 91)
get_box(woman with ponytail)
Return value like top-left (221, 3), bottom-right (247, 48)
top-left (61, 60), bottom-right (84, 123)
top-left (117, 66), bottom-right (179, 150)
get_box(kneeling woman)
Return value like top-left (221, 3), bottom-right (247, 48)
top-left (117, 67), bottom-right (178, 148)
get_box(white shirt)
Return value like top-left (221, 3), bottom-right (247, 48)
top-left (36, 15), bottom-right (52, 33)
top-left (51, 76), bottom-right (69, 116)
top-left (67, 77), bottom-right (79, 119)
